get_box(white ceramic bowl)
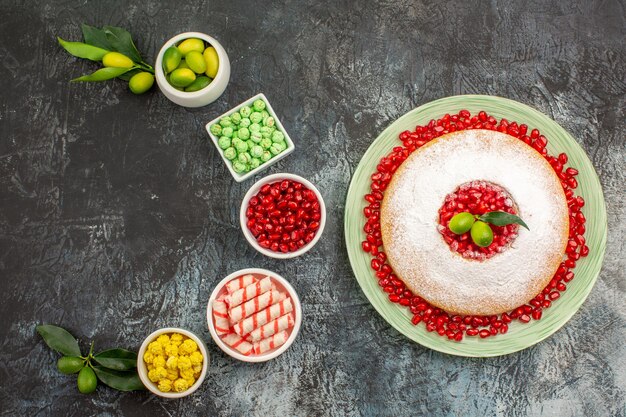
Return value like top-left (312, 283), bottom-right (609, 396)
top-left (240, 173), bottom-right (326, 259)
top-left (137, 327), bottom-right (209, 398)
top-left (205, 93), bottom-right (296, 182)
top-left (206, 268), bottom-right (302, 363)
top-left (155, 32), bottom-right (230, 107)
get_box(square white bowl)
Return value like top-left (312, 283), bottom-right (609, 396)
top-left (205, 93), bottom-right (295, 182)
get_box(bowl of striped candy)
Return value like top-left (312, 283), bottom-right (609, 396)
top-left (206, 268), bottom-right (302, 362)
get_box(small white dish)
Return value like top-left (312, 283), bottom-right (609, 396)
top-left (155, 32), bottom-right (230, 107)
top-left (205, 93), bottom-right (295, 182)
top-left (240, 173), bottom-right (326, 259)
top-left (206, 268), bottom-right (302, 363)
top-left (137, 327), bottom-right (209, 398)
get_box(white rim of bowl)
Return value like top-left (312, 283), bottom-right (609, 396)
top-left (239, 173), bottom-right (326, 259)
top-left (206, 268), bottom-right (302, 363)
top-left (155, 31), bottom-right (229, 98)
top-left (137, 327), bottom-right (209, 398)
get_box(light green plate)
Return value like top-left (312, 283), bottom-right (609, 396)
top-left (344, 95), bottom-right (607, 357)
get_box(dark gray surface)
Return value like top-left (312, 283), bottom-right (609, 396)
top-left (1, 0), bottom-right (624, 416)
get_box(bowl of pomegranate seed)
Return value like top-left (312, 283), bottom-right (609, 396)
top-left (240, 173), bottom-right (326, 259)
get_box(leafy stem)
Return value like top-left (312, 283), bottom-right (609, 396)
top-left (476, 211), bottom-right (529, 230)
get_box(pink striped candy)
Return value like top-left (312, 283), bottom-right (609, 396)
top-left (226, 276), bottom-right (272, 308)
top-left (246, 313), bottom-right (294, 343)
top-left (222, 333), bottom-right (253, 356)
top-left (226, 274), bottom-right (257, 294)
top-left (253, 330), bottom-right (289, 355)
top-left (234, 298), bottom-right (293, 336)
top-left (228, 289), bottom-right (286, 324)
top-left (212, 298), bottom-right (230, 336)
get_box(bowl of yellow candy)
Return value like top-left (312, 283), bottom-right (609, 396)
top-left (155, 31), bottom-right (230, 107)
top-left (137, 327), bottom-right (209, 398)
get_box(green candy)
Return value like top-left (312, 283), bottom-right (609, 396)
top-left (246, 140), bottom-right (255, 150)
top-left (235, 140), bottom-right (248, 153)
top-left (232, 137), bottom-right (243, 147)
top-left (250, 158), bottom-right (261, 169)
top-left (261, 110), bottom-right (269, 119)
top-left (249, 123), bottom-right (261, 133)
top-left (218, 136), bottom-right (231, 149)
top-left (261, 151), bottom-right (272, 162)
top-left (238, 127), bottom-right (250, 140)
top-left (270, 143), bottom-right (283, 155)
top-left (275, 141), bottom-right (287, 152)
top-left (210, 124), bottom-right (222, 136)
top-left (231, 113), bottom-right (242, 125)
top-left (222, 127), bottom-right (233, 138)
top-left (260, 138), bottom-right (272, 150)
top-left (224, 147), bottom-right (237, 160)
top-left (260, 126), bottom-right (273, 139)
top-left (253, 99), bottom-right (266, 111)
top-left (239, 118), bottom-right (251, 128)
top-left (219, 116), bottom-right (232, 127)
top-left (250, 145), bottom-right (263, 158)
top-left (231, 130), bottom-right (239, 139)
top-left (238, 152), bottom-right (252, 164)
top-left (263, 117), bottom-right (275, 128)
top-left (232, 161), bottom-right (247, 173)
top-left (272, 131), bottom-right (285, 143)
top-left (250, 112), bottom-right (263, 124)
top-left (239, 106), bottom-right (252, 118)
top-left (250, 131), bottom-right (262, 143)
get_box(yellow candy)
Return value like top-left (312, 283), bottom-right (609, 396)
top-left (180, 339), bottom-right (198, 355)
top-left (177, 356), bottom-right (192, 371)
top-left (148, 368), bottom-right (160, 383)
top-left (164, 343), bottom-right (179, 357)
top-left (173, 378), bottom-right (190, 393)
top-left (185, 377), bottom-right (196, 387)
top-left (155, 366), bottom-right (168, 381)
top-left (143, 351), bottom-right (154, 364)
top-left (153, 355), bottom-right (166, 369)
top-left (180, 368), bottom-right (195, 380)
top-left (148, 341), bottom-right (162, 356)
top-left (147, 363), bottom-right (155, 371)
top-left (166, 369), bottom-right (179, 381)
top-left (166, 356), bottom-right (178, 370)
top-left (158, 379), bottom-right (173, 392)
top-left (189, 351), bottom-right (203, 366)
top-left (157, 334), bottom-right (170, 345)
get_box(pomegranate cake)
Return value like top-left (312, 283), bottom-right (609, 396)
top-left (380, 129), bottom-right (569, 316)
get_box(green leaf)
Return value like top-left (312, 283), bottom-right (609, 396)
top-left (93, 348), bottom-right (137, 371)
top-left (81, 24), bottom-right (113, 50)
top-left (36, 325), bottom-right (81, 357)
top-left (478, 211), bottom-right (530, 230)
top-left (102, 26), bottom-right (143, 64)
top-left (58, 37), bottom-right (109, 61)
top-left (116, 68), bottom-right (141, 81)
top-left (92, 366), bottom-right (145, 391)
top-left (71, 67), bottom-right (131, 82)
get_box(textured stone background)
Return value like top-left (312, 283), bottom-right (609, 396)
top-left (0, 0), bottom-right (624, 416)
